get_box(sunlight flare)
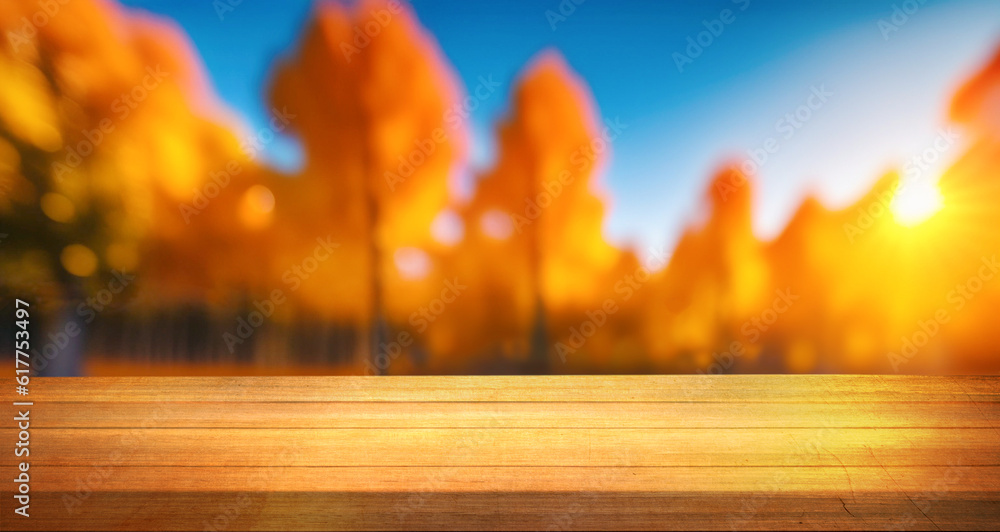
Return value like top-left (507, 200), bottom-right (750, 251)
top-left (891, 179), bottom-right (943, 226)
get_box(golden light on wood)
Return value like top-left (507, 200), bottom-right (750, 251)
top-left (2, 375), bottom-right (997, 530)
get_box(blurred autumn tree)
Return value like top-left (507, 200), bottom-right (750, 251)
top-left (0, 0), bottom-right (247, 373)
top-left (449, 52), bottom-right (619, 371)
top-left (269, 0), bottom-right (462, 373)
top-left (626, 167), bottom-right (768, 371)
top-left (3, 0), bottom-right (1000, 376)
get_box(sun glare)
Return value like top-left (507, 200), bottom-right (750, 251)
top-left (891, 180), bottom-right (943, 226)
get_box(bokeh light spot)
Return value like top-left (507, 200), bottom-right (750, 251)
top-left (61, 244), bottom-right (98, 277)
top-left (40, 193), bottom-right (76, 222)
top-left (239, 185), bottom-right (275, 229)
top-left (430, 209), bottom-right (464, 246)
top-left (480, 209), bottom-right (513, 240)
top-left (393, 247), bottom-right (431, 280)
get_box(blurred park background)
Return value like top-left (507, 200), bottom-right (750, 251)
top-left (2, 0), bottom-right (1000, 376)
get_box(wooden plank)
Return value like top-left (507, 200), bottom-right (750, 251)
top-left (14, 375), bottom-right (1000, 403)
top-left (3, 465), bottom-right (995, 494)
top-left (4, 400), bottom-right (997, 428)
top-left (1, 375), bottom-right (998, 531)
top-left (3, 492), bottom-right (998, 531)
top-left (3, 427), bottom-right (998, 467)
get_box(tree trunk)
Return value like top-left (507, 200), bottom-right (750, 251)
top-left (528, 296), bottom-right (549, 374)
top-left (526, 158), bottom-right (550, 374)
top-left (37, 278), bottom-right (86, 376)
top-left (364, 148), bottom-right (389, 376)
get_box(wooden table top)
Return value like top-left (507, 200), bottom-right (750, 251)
top-left (2, 375), bottom-right (998, 530)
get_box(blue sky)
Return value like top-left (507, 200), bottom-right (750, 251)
top-left (119, 0), bottom-right (1000, 255)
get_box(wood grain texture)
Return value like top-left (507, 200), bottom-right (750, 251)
top-left (2, 375), bottom-right (998, 531)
